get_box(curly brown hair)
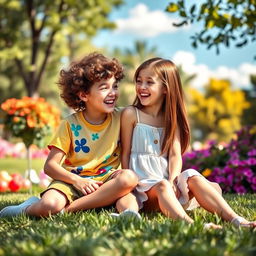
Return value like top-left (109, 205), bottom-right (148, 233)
top-left (58, 52), bottom-right (124, 111)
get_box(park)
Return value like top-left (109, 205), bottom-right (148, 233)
top-left (0, 1), bottom-right (256, 255)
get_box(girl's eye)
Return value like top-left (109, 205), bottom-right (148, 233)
top-left (113, 84), bottom-right (119, 90)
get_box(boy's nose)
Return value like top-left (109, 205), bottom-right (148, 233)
top-left (109, 88), bottom-right (118, 96)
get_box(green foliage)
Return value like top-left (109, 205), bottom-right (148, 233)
top-left (188, 78), bottom-right (250, 141)
top-left (0, 193), bottom-right (256, 255)
top-left (242, 74), bottom-right (256, 125)
top-left (0, 0), bottom-right (123, 97)
top-left (166, 0), bottom-right (256, 55)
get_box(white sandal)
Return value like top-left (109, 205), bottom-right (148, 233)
top-left (231, 216), bottom-right (255, 228)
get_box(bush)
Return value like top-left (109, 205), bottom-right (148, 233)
top-left (182, 126), bottom-right (256, 194)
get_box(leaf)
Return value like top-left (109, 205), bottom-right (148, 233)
top-left (166, 3), bottom-right (179, 13)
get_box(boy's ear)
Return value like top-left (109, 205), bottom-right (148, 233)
top-left (78, 91), bottom-right (88, 102)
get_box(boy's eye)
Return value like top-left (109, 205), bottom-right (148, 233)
top-left (99, 85), bottom-right (107, 90)
top-left (113, 84), bottom-right (119, 89)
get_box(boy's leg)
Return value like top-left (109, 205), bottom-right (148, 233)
top-left (0, 196), bottom-right (40, 217)
top-left (25, 189), bottom-right (68, 217)
top-left (187, 175), bottom-right (256, 227)
top-left (65, 169), bottom-right (138, 212)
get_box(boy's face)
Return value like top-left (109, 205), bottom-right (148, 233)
top-left (81, 76), bottom-right (119, 114)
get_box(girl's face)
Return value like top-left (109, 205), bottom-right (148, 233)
top-left (81, 76), bottom-right (119, 114)
top-left (135, 67), bottom-right (166, 107)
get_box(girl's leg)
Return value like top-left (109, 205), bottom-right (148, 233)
top-left (116, 193), bottom-right (139, 213)
top-left (65, 169), bottom-right (138, 212)
top-left (26, 189), bottom-right (68, 217)
top-left (145, 180), bottom-right (194, 223)
top-left (187, 176), bottom-right (256, 226)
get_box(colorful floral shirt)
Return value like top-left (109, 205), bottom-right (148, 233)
top-left (48, 109), bottom-right (121, 178)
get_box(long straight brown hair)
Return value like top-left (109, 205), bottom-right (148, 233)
top-left (133, 58), bottom-right (190, 155)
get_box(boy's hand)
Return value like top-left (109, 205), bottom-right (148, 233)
top-left (73, 177), bottom-right (103, 195)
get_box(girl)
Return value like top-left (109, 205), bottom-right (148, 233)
top-left (0, 53), bottom-right (138, 218)
top-left (114, 57), bottom-right (256, 228)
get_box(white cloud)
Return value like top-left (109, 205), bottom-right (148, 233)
top-left (172, 51), bottom-right (256, 90)
top-left (115, 3), bottom-right (188, 38)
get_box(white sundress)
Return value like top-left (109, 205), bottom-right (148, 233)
top-left (129, 108), bottom-right (204, 210)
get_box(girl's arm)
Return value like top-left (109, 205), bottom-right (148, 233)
top-left (168, 128), bottom-right (183, 183)
top-left (121, 107), bottom-right (136, 169)
top-left (44, 147), bottom-right (102, 195)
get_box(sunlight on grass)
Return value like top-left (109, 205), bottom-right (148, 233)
top-left (0, 193), bottom-right (255, 256)
top-left (0, 158), bottom-right (45, 174)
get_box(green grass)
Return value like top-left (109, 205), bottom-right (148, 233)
top-left (0, 158), bottom-right (44, 174)
top-left (0, 193), bottom-right (255, 256)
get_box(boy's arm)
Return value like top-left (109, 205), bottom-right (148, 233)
top-left (120, 107), bottom-right (136, 169)
top-left (44, 147), bottom-right (102, 195)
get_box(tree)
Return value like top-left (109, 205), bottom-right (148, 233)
top-left (0, 0), bottom-right (123, 97)
top-left (242, 74), bottom-right (256, 125)
top-left (188, 78), bottom-right (250, 142)
top-left (166, 0), bottom-right (256, 55)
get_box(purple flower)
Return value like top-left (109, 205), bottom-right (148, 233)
top-left (251, 177), bottom-right (256, 184)
top-left (234, 184), bottom-right (247, 194)
top-left (251, 184), bottom-right (256, 192)
top-left (248, 149), bottom-right (256, 157)
top-left (246, 158), bottom-right (256, 165)
top-left (184, 151), bottom-right (197, 159)
top-left (243, 168), bottom-right (253, 178)
top-left (200, 149), bottom-right (210, 157)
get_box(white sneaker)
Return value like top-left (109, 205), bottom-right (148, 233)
top-left (0, 196), bottom-right (40, 217)
top-left (110, 209), bottom-right (142, 220)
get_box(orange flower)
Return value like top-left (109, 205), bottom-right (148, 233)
top-left (202, 168), bottom-right (212, 177)
top-left (27, 115), bottom-right (37, 128)
top-left (13, 117), bottom-right (20, 123)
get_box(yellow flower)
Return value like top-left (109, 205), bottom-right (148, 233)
top-left (202, 168), bottom-right (212, 177)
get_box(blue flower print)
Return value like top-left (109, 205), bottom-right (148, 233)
top-left (74, 138), bottom-right (90, 153)
top-left (92, 133), bottom-right (99, 141)
top-left (71, 166), bottom-right (83, 175)
top-left (71, 124), bottom-right (82, 137)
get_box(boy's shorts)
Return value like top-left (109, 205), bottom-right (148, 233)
top-left (40, 169), bottom-right (121, 203)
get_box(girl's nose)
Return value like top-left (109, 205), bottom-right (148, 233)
top-left (139, 82), bottom-right (147, 89)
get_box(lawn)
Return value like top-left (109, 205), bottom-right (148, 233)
top-left (0, 158), bottom-right (45, 174)
top-left (0, 193), bottom-right (255, 256)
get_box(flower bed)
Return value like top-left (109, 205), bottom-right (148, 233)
top-left (0, 138), bottom-right (49, 159)
top-left (182, 126), bottom-right (256, 194)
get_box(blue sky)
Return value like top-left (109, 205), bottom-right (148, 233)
top-left (93, 0), bottom-right (256, 90)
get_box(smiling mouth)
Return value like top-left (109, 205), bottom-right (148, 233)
top-left (139, 93), bottom-right (150, 98)
top-left (104, 99), bottom-right (116, 105)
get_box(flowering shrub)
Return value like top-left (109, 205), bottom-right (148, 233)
top-left (1, 97), bottom-right (60, 148)
top-left (182, 126), bottom-right (256, 194)
top-left (0, 138), bottom-right (49, 159)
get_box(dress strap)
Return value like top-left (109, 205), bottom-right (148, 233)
top-left (134, 107), bottom-right (140, 123)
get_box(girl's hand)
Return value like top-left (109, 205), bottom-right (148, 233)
top-left (170, 180), bottom-right (181, 199)
top-left (73, 177), bottom-right (103, 195)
